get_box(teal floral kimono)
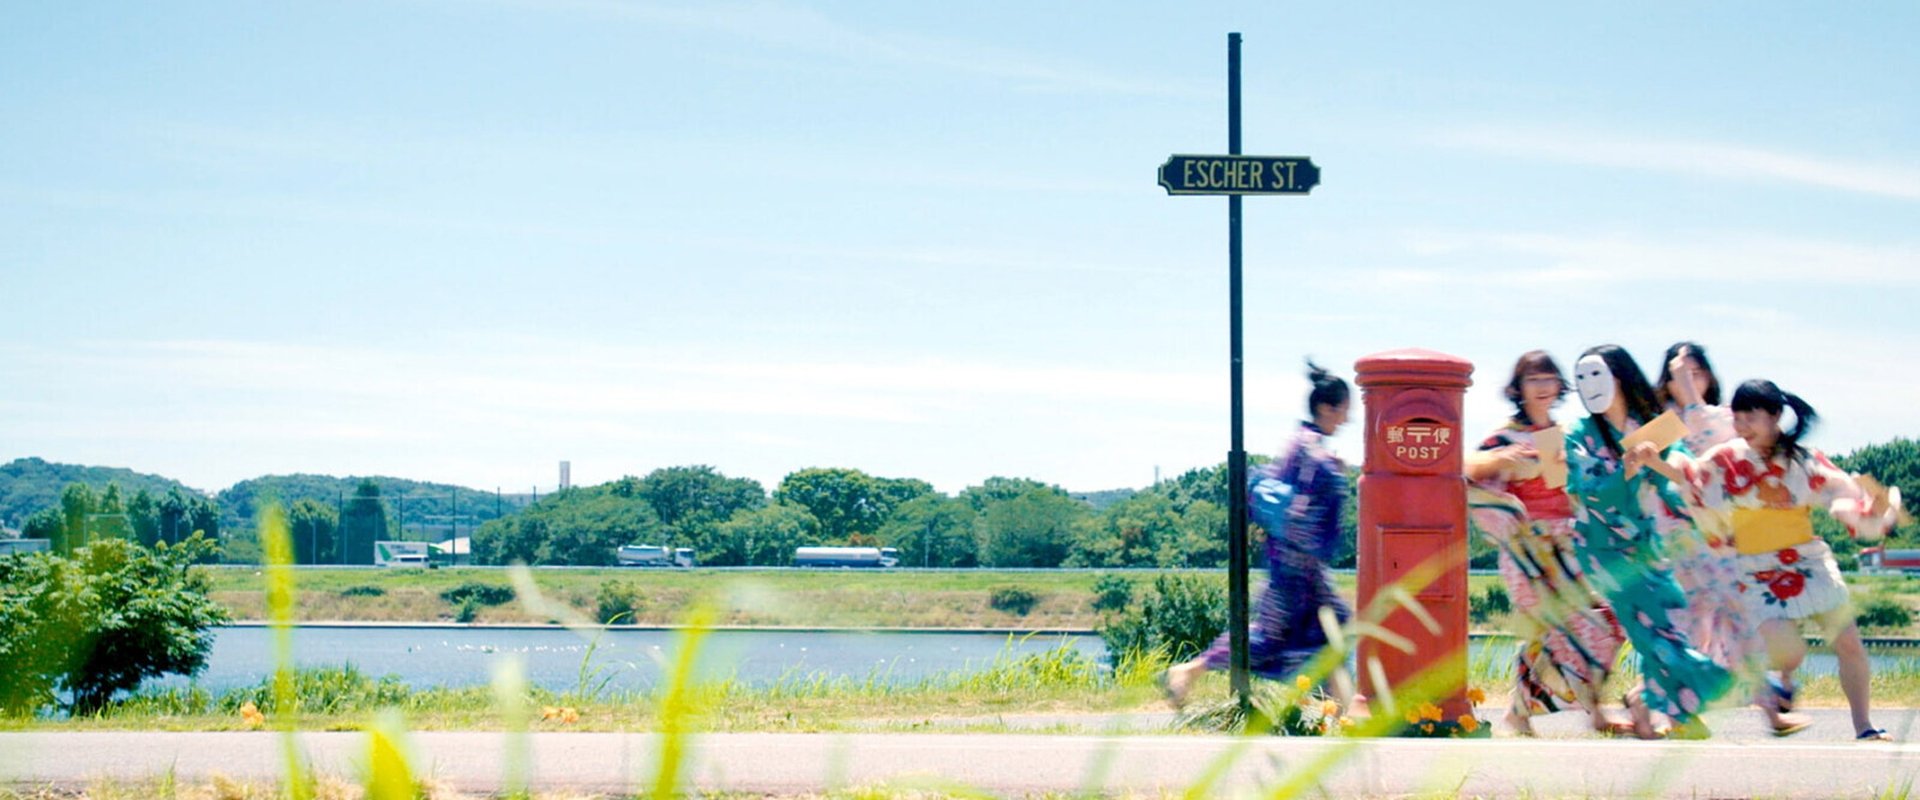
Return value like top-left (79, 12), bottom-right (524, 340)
top-left (1564, 416), bottom-right (1732, 725)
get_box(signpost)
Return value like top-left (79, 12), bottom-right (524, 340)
top-left (1157, 155), bottom-right (1320, 196)
top-left (1159, 33), bottom-right (1320, 707)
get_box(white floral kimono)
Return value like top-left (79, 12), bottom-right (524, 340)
top-left (1683, 439), bottom-right (1877, 623)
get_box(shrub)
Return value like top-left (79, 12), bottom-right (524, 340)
top-left (1857, 595), bottom-right (1914, 630)
top-left (1469, 584), bottom-right (1512, 624)
top-left (439, 582), bottom-right (515, 607)
top-left (595, 580), bottom-right (641, 624)
top-left (0, 535), bottom-right (230, 714)
top-left (1091, 574), bottom-right (1135, 613)
top-left (988, 586), bottom-right (1039, 616)
top-left (1097, 574), bottom-right (1226, 668)
top-left (455, 597), bottom-right (482, 624)
top-left (339, 585), bottom-right (387, 598)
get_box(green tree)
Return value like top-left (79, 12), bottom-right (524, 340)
top-left (288, 499), bottom-right (340, 565)
top-left (1172, 499), bottom-right (1229, 568)
top-left (340, 479), bottom-right (390, 565)
top-left (877, 494), bottom-right (978, 568)
top-left (706, 502), bottom-right (819, 566)
top-left (976, 484), bottom-right (1087, 568)
top-left (774, 468), bottom-right (893, 544)
top-left (92, 483), bottom-right (131, 543)
top-left (59, 483), bottom-right (95, 554)
top-left (22, 508), bottom-right (62, 545)
top-left (1070, 493), bottom-right (1181, 568)
top-left (128, 489), bottom-right (158, 546)
top-left (635, 466), bottom-right (766, 552)
top-left (471, 487), bottom-right (662, 566)
top-left (0, 535), bottom-right (230, 714)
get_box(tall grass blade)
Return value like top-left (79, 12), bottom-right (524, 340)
top-left (651, 601), bottom-right (716, 799)
top-left (259, 504), bottom-right (312, 800)
top-left (491, 655), bottom-right (532, 799)
top-left (363, 710), bottom-right (419, 800)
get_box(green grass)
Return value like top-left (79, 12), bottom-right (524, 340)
top-left (197, 567), bottom-right (1920, 640)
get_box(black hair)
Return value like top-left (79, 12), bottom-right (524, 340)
top-left (1306, 359), bottom-right (1350, 418)
top-left (1730, 379), bottom-right (1818, 464)
top-left (1503, 350), bottom-right (1567, 422)
top-left (1655, 341), bottom-right (1722, 408)
top-left (1578, 344), bottom-right (1663, 458)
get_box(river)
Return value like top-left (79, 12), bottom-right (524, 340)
top-left (156, 626), bottom-right (1920, 695)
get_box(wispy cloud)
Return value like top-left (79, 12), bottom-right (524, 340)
top-left (0, 337), bottom-right (1300, 491)
top-left (478, 0), bottom-right (1200, 98)
top-left (1435, 125), bottom-right (1920, 200)
top-left (1389, 229), bottom-right (1920, 287)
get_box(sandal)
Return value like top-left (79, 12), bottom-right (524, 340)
top-left (1857, 728), bottom-right (1894, 742)
top-left (1771, 715), bottom-right (1812, 738)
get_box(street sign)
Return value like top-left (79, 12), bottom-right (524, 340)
top-left (1157, 154), bottom-right (1320, 195)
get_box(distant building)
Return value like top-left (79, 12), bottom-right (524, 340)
top-left (559, 460), bottom-right (571, 490)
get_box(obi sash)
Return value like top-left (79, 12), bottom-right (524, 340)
top-left (1731, 507), bottom-right (1816, 555)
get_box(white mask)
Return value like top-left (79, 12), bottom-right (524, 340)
top-left (1574, 354), bottom-right (1617, 415)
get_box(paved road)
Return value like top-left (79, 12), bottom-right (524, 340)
top-left (4, 709), bottom-right (1917, 797)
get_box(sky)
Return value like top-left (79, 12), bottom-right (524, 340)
top-left (3, 1), bottom-right (1917, 498)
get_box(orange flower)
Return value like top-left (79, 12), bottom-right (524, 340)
top-left (238, 701), bottom-right (265, 729)
top-left (1466, 687), bottom-right (1487, 705)
top-left (1320, 700), bottom-right (1341, 718)
top-left (1418, 702), bottom-right (1445, 722)
top-left (541, 705), bottom-right (581, 724)
top-left (1457, 714), bottom-right (1480, 734)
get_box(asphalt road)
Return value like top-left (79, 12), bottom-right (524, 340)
top-left (4, 708), bottom-right (1917, 797)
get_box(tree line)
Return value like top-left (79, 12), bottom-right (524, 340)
top-left (7, 438), bottom-right (1915, 567)
top-left (469, 464), bottom-right (1299, 569)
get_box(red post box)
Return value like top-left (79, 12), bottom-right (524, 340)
top-left (1354, 348), bottom-right (1474, 721)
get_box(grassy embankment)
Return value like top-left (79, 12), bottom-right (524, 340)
top-left (203, 566), bottom-right (1920, 636)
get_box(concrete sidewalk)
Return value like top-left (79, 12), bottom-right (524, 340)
top-left (4, 709), bottom-right (1918, 798)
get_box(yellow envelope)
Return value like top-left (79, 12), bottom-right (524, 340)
top-left (1530, 425), bottom-right (1568, 488)
top-left (1621, 409), bottom-right (1687, 453)
top-left (1856, 474), bottom-right (1914, 526)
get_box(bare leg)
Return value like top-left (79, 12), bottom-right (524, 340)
top-left (1164, 656), bottom-right (1210, 707)
top-left (1829, 623), bottom-right (1876, 735)
top-left (1760, 619), bottom-right (1807, 693)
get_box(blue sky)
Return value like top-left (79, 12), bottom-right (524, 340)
top-left (3, 1), bottom-right (1916, 496)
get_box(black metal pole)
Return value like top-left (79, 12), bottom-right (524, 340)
top-left (1226, 31), bottom-right (1250, 705)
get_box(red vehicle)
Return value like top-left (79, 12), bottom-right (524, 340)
top-left (1859, 546), bottom-right (1920, 575)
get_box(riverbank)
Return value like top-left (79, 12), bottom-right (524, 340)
top-left (201, 566), bottom-right (1920, 637)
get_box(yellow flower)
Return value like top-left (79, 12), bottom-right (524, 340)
top-left (560, 707), bottom-right (580, 725)
top-left (1339, 717), bottom-right (1356, 730)
top-left (1457, 714), bottom-right (1480, 734)
top-left (238, 701), bottom-right (265, 729)
top-left (1466, 687), bottom-right (1487, 705)
top-left (541, 705), bottom-right (581, 724)
top-left (1404, 708), bottom-right (1423, 724)
top-left (1320, 700), bottom-right (1341, 717)
top-left (1295, 674), bottom-right (1313, 692)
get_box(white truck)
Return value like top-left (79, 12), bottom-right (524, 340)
top-left (617, 544), bottom-right (696, 567)
top-left (792, 546), bottom-right (900, 568)
top-left (373, 540), bottom-right (432, 568)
